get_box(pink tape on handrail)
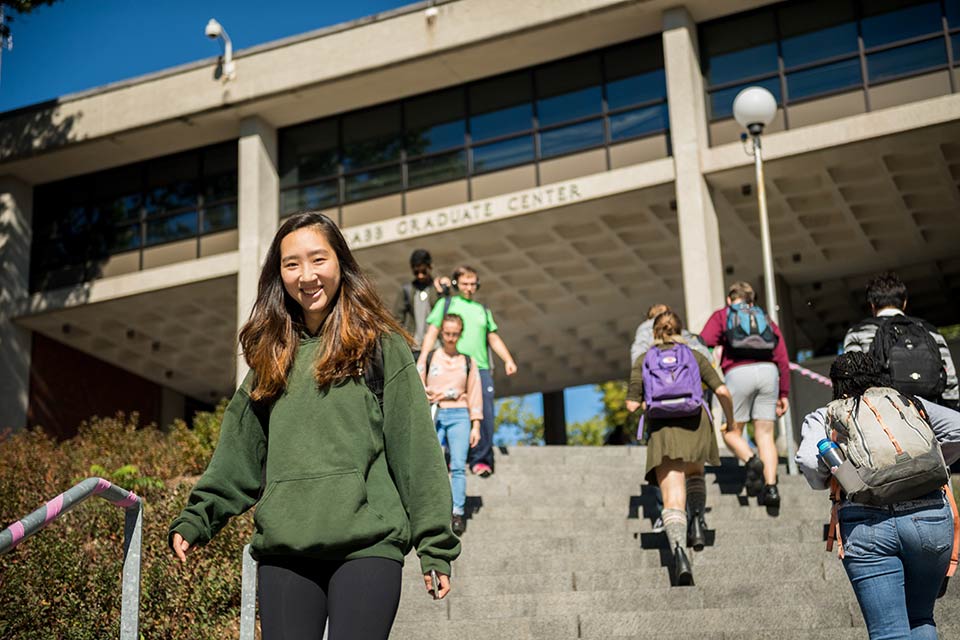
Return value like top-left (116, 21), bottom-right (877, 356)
top-left (10, 521), bottom-right (25, 545)
top-left (112, 493), bottom-right (139, 508)
top-left (93, 478), bottom-right (112, 494)
top-left (44, 494), bottom-right (64, 525)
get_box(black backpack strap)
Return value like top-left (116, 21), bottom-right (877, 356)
top-left (402, 283), bottom-right (413, 313)
top-left (425, 349), bottom-right (435, 374)
top-left (464, 354), bottom-right (471, 377)
top-left (363, 337), bottom-right (385, 412)
top-left (442, 295), bottom-right (452, 317)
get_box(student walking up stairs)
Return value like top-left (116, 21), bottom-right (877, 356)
top-left (390, 446), bottom-right (960, 640)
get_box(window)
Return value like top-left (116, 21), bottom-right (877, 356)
top-left (701, 0), bottom-right (957, 126)
top-left (473, 136), bottom-right (535, 173)
top-left (31, 142), bottom-right (239, 291)
top-left (604, 40), bottom-right (667, 109)
top-left (540, 120), bottom-right (604, 158)
top-left (535, 55), bottom-right (603, 126)
top-left (342, 104), bottom-right (401, 170)
top-left (404, 89), bottom-right (465, 156)
top-left (279, 119), bottom-right (339, 188)
top-left (407, 151), bottom-right (467, 189)
top-left (610, 104), bottom-right (669, 141)
top-left (469, 72), bottom-right (533, 142)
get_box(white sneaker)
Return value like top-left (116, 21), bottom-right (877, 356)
top-left (651, 516), bottom-right (665, 533)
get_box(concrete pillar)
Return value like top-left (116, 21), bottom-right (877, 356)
top-left (236, 116), bottom-right (279, 386)
top-left (662, 8), bottom-right (725, 332)
top-left (542, 390), bottom-right (567, 445)
top-left (0, 176), bottom-right (33, 431)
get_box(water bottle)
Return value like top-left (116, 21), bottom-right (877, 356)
top-left (816, 439), bottom-right (845, 472)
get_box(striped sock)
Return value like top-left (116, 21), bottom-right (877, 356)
top-left (686, 475), bottom-right (707, 518)
top-left (661, 508), bottom-right (687, 550)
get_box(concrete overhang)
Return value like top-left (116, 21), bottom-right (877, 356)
top-left (1, 0), bottom-right (776, 185)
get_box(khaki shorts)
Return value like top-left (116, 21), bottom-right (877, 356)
top-left (725, 362), bottom-right (779, 423)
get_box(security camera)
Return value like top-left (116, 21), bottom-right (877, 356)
top-left (425, 6), bottom-right (438, 22)
top-left (205, 19), bottom-right (222, 40)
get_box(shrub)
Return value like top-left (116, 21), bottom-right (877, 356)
top-left (0, 402), bottom-right (255, 640)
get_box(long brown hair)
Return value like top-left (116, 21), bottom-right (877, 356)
top-left (652, 310), bottom-right (682, 341)
top-left (238, 212), bottom-right (410, 401)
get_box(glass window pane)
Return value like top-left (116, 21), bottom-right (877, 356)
top-left (787, 58), bottom-right (862, 100)
top-left (94, 165), bottom-right (140, 201)
top-left (343, 104), bottom-right (402, 170)
top-left (867, 38), bottom-right (948, 82)
top-left (145, 211), bottom-right (197, 246)
top-left (953, 34), bottom-right (960, 63)
top-left (606, 70), bottom-right (666, 110)
top-left (861, 0), bottom-right (943, 48)
top-left (279, 119), bottom-right (339, 187)
top-left (469, 72), bottom-right (533, 141)
top-left (610, 104), bottom-right (669, 140)
top-left (540, 119), bottom-right (604, 158)
top-left (344, 165), bottom-right (402, 202)
top-left (203, 143), bottom-right (237, 176)
top-left (99, 193), bottom-right (142, 223)
top-left (948, 0), bottom-right (960, 27)
top-left (604, 39), bottom-right (663, 83)
top-left (145, 181), bottom-right (197, 214)
top-left (407, 151), bottom-right (467, 189)
top-left (404, 88), bottom-right (466, 155)
top-left (701, 11), bottom-right (779, 86)
top-left (108, 224), bottom-right (141, 253)
top-left (536, 55), bottom-right (602, 126)
top-left (709, 77), bottom-right (781, 120)
top-left (280, 180), bottom-right (340, 215)
top-left (202, 203), bottom-right (238, 233)
top-left (472, 136), bottom-right (534, 173)
top-left (778, 0), bottom-right (857, 68)
top-left (205, 172), bottom-right (238, 203)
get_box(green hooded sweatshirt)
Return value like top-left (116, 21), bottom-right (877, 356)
top-left (168, 332), bottom-right (460, 576)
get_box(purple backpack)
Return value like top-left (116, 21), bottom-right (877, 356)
top-left (642, 344), bottom-right (704, 420)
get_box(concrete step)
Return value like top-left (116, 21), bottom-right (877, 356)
top-left (389, 615), bottom-right (579, 640)
top-left (578, 604), bottom-right (855, 637)
top-left (458, 504), bottom-right (830, 525)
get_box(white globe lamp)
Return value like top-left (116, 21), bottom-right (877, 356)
top-left (732, 86), bottom-right (777, 135)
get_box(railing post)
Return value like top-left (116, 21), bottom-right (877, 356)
top-left (120, 503), bottom-right (143, 640)
top-left (240, 544), bottom-right (257, 640)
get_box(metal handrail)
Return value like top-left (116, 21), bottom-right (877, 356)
top-left (240, 544), bottom-right (257, 640)
top-left (0, 477), bottom-right (144, 640)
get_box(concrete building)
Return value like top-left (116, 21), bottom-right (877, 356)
top-left (2, 0), bottom-right (959, 438)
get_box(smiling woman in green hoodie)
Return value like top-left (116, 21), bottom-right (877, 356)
top-left (168, 212), bottom-right (460, 640)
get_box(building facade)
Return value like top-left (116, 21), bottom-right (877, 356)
top-left (2, 0), bottom-right (959, 435)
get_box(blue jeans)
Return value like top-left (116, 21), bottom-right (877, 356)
top-left (436, 407), bottom-right (470, 515)
top-left (467, 369), bottom-right (495, 469)
top-left (839, 495), bottom-right (953, 639)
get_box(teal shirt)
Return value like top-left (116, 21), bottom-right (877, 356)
top-left (427, 296), bottom-right (498, 369)
top-left (168, 332), bottom-right (460, 576)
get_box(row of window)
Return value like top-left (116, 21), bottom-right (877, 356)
top-left (702, 0), bottom-right (960, 119)
top-left (279, 36), bottom-right (669, 211)
top-left (31, 143), bottom-right (238, 291)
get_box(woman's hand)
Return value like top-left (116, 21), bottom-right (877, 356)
top-left (469, 423), bottom-right (481, 448)
top-left (625, 400), bottom-right (640, 413)
top-left (170, 532), bottom-right (193, 563)
top-left (424, 572), bottom-right (451, 599)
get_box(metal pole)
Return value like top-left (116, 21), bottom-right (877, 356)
top-left (752, 133), bottom-right (798, 476)
top-left (240, 545), bottom-right (257, 640)
top-left (120, 504), bottom-right (143, 640)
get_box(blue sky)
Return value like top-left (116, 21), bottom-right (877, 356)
top-left (3, 1), bottom-right (611, 436)
top-left (0, 0), bottom-right (417, 112)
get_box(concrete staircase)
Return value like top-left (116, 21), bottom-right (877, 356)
top-left (391, 446), bottom-right (960, 639)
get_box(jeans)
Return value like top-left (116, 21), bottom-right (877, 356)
top-left (839, 495), bottom-right (953, 639)
top-left (436, 407), bottom-right (470, 515)
top-left (467, 368), bottom-right (495, 469)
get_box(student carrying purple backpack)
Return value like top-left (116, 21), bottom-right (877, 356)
top-left (626, 311), bottom-right (736, 587)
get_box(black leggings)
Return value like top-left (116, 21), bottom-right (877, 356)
top-left (257, 556), bottom-right (402, 640)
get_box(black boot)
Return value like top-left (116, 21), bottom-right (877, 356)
top-left (687, 511), bottom-right (706, 551)
top-left (673, 543), bottom-right (694, 586)
top-left (744, 456), bottom-right (764, 497)
top-left (759, 483), bottom-right (780, 509)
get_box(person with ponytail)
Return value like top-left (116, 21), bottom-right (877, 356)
top-left (168, 212), bottom-right (460, 640)
top-left (627, 311), bottom-right (736, 586)
top-left (797, 351), bottom-right (960, 639)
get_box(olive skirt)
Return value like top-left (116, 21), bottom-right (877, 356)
top-left (643, 409), bottom-right (720, 485)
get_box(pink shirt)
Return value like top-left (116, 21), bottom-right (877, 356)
top-left (700, 307), bottom-right (791, 399)
top-left (424, 350), bottom-right (483, 421)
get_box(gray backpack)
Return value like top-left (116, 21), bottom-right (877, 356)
top-left (825, 387), bottom-right (948, 506)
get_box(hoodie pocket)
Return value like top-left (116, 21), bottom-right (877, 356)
top-left (253, 469), bottom-right (390, 555)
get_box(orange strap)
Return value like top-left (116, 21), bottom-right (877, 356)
top-left (946, 484), bottom-right (959, 578)
top-left (826, 477), bottom-right (844, 558)
top-left (862, 397), bottom-right (904, 455)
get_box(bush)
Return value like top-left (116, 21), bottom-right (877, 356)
top-left (0, 402), bottom-right (255, 640)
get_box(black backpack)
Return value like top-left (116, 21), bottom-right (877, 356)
top-left (869, 315), bottom-right (946, 400)
top-left (724, 303), bottom-right (778, 358)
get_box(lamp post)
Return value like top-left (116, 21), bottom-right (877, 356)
top-left (732, 86), bottom-right (798, 476)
